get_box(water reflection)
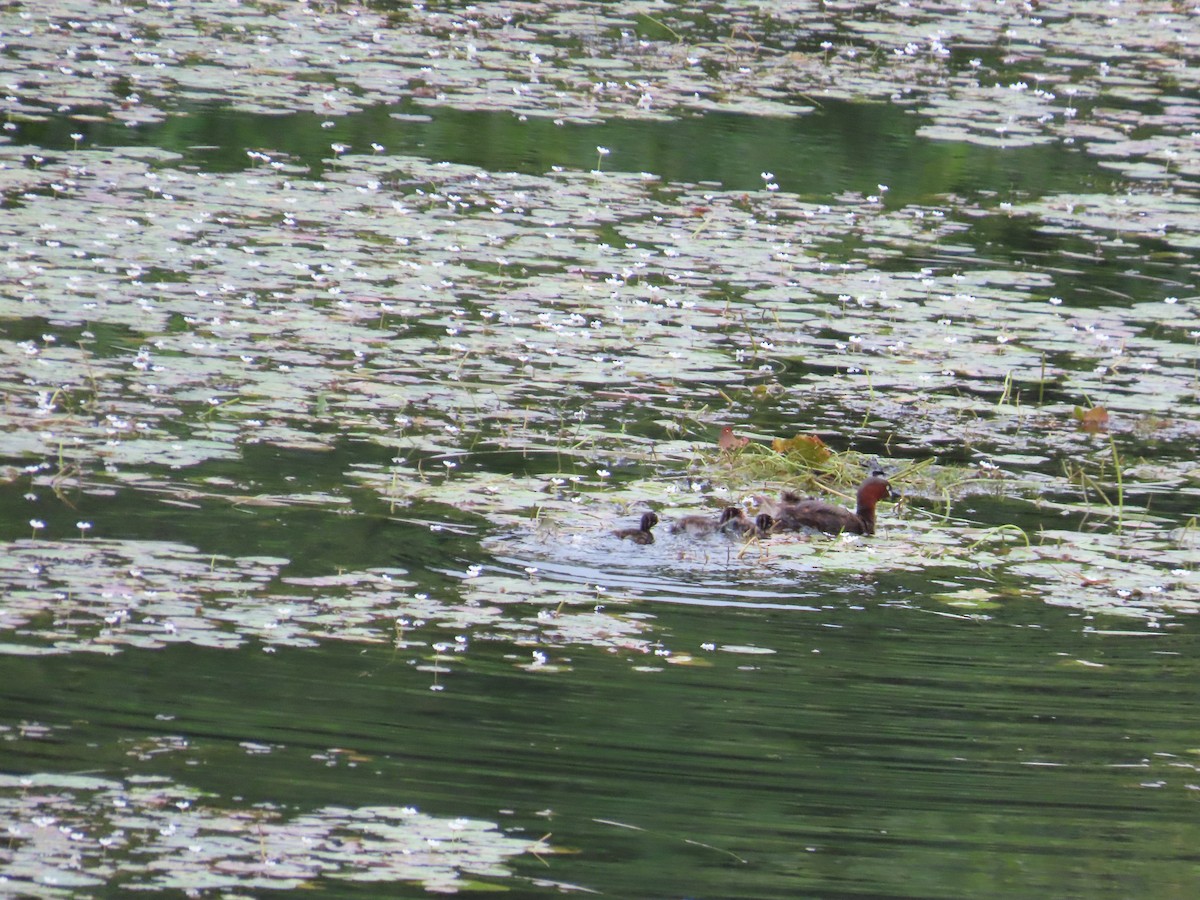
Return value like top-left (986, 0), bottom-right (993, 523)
top-left (10, 597), bottom-right (1194, 897)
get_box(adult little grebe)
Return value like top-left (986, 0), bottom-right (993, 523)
top-left (767, 474), bottom-right (893, 536)
top-left (613, 511), bottom-right (659, 544)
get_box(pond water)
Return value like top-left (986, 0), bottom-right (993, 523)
top-left (2, 2), bottom-right (1199, 897)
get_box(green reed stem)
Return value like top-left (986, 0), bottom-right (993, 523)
top-left (967, 523), bottom-right (1031, 550)
top-left (1109, 434), bottom-right (1124, 533)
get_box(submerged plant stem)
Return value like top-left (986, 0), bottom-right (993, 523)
top-left (1110, 434), bottom-right (1124, 533)
top-left (967, 523), bottom-right (1031, 550)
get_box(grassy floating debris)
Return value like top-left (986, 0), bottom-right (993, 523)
top-left (1073, 404), bottom-right (1110, 433)
top-left (694, 429), bottom-right (937, 501)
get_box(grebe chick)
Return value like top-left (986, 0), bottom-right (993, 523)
top-left (671, 507), bottom-right (744, 536)
top-left (720, 510), bottom-right (775, 537)
top-left (613, 511), bottom-right (659, 544)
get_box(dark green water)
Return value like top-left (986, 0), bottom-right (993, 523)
top-left (3, 433), bottom-right (1198, 896)
top-left (4, 583), bottom-right (1197, 898)
top-left (39, 98), bottom-right (1103, 203)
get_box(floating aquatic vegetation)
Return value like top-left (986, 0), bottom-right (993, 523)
top-left (1, 3), bottom-right (1198, 654)
top-left (770, 433), bottom-right (832, 464)
top-left (3, 0), bottom-right (1200, 185)
top-left (0, 772), bottom-right (551, 895)
top-left (717, 425), bottom-right (751, 453)
top-left (999, 529), bottom-right (1200, 621)
top-left (2, 138), bottom-right (1196, 484)
top-left (1073, 404), bottom-right (1110, 433)
top-left (0, 536), bottom-right (429, 655)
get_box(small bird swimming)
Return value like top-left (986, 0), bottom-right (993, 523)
top-left (613, 511), bottom-right (659, 544)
